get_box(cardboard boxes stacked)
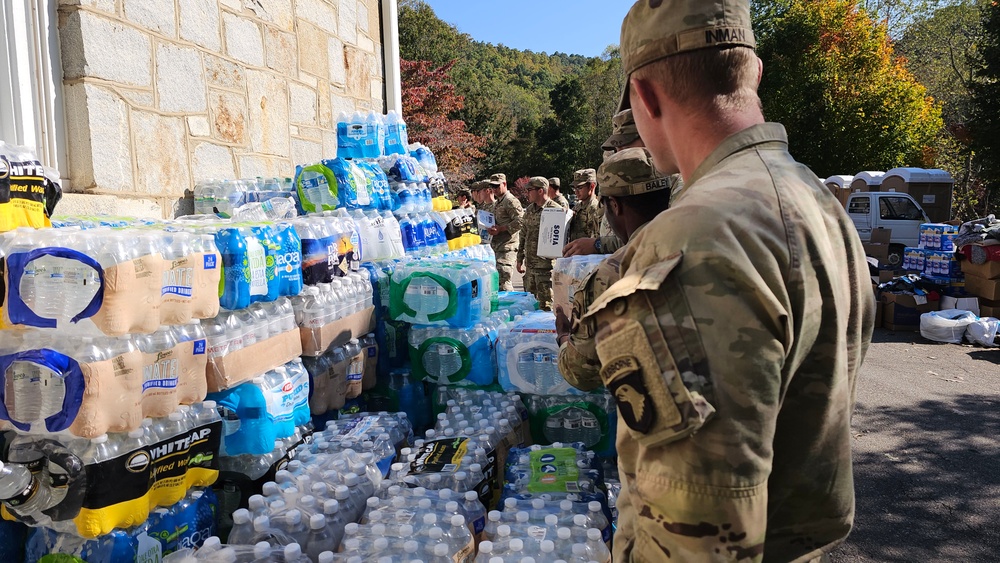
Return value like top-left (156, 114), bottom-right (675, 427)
top-left (961, 258), bottom-right (1000, 318)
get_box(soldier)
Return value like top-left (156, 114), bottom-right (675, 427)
top-left (566, 169), bottom-right (602, 242)
top-left (455, 188), bottom-right (474, 210)
top-left (578, 1), bottom-right (875, 561)
top-left (472, 181), bottom-right (495, 246)
top-left (548, 177), bottom-right (570, 209)
top-left (486, 173), bottom-right (523, 291)
top-left (557, 147), bottom-right (677, 394)
top-left (564, 109), bottom-right (644, 258)
top-left (517, 177), bottom-right (564, 309)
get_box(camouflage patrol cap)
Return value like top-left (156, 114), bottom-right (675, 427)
top-left (548, 177), bottom-right (561, 188)
top-left (617, 0), bottom-right (756, 110)
top-left (488, 173), bottom-right (507, 186)
top-left (598, 147), bottom-right (670, 197)
top-left (602, 109), bottom-right (640, 152)
top-left (572, 169), bottom-right (598, 187)
top-left (528, 176), bottom-right (549, 190)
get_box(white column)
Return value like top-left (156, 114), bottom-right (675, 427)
top-left (381, 0), bottom-right (402, 113)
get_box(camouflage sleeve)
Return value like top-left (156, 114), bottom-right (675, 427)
top-left (600, 235), bottom-right (622, 254)
top-left (517, 221), bottom-right (526, 263)
top-left (507, 200), bottom-right (524, 235)
top-left (558, 334), bottom-right (603, 391)
top-left (585, 251), bottom-right (786, 561)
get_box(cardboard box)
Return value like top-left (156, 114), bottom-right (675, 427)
top-left (874, 299), bottom-right (883, 328)
top-left (863, 228), bottom-right (892, 267)
top-left (300, 306), bottom-right (376, 356)
top-left (960, 259), bottom-right (1000, 280)
top-left (882, 293), bottom-right (939, 331)
top-left (964, 274), bottom-right (1000, 302)
top-left (537, 207), bottom-right (574, 259)
top-left (980, 304), bottom-right (1000, 318)
top-left (207, 329), bottom-right (303, 392)
top-left (940, 295), bottom-right (980, 316)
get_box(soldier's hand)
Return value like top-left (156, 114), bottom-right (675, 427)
top-left (516, 260), bottom-right (525, 274)
top-left (555, 306), bottom-right (572, 342)
top-left (488, 226), bottom-right (500, 236)
top-left (563, 238), bottom-right (597, 257)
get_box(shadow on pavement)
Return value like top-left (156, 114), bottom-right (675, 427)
top-left (835, 394), bottom-right (1000, 561)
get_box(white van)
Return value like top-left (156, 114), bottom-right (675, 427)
top-left (846, 192), bottom-right (930, 267)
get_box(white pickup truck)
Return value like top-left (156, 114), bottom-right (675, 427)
top-left (846, 191), bottom-right (930, 267)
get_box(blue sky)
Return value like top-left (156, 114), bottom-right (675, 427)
top-left (422, 1), bottom-right (631, 58)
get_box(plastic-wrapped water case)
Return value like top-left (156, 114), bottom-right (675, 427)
top-left (497, 311), bottom-right (577, 395)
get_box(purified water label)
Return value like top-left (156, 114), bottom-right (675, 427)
top-left (410, 438), bottom-right (470, 474)
top-left (246, 238), bottom-right (267, 296)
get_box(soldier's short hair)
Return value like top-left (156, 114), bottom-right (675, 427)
top-left (632, 46), bottom-right (761, 114)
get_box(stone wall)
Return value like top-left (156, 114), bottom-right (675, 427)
top-left (57, 0), bottom-right (385, 218)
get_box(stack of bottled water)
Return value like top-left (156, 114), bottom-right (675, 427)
top-left (0, 401), bottom-right (223, 538)
top-left (202, 299), bottom-right (298, 363)
top-left (22, 487), bottom-right (219, 563)
top-left (495, 292), bottom-right (539, 320)
top-left (407, 312), bottom-right (509, 386)
top-left (0, 323), bottom-right (209, 436)
top-left (291, 272), bottom-right (374, 332)
top-left (294, 157), bottom-right (394, 214)
top-left (501, 444), bottom-right (607, 512)
top-left (0, 225), bottom-right (222, 333)
top-left (209, 359), bottom-right (312, 460)
top-left (285, 213), bottom-right (360, 285)
top-left (389, 258), bottom-right (495, 328)
top-left (497, 311), bottom-right (573, 395)
top-left (300, 337), bottom-right (370, 419)
top-left (552, 254), bottom-right (607, 314)
top-left (194, 177), bottom-right (296, 218)
top-left (523, 394), bottom-right (615, 455)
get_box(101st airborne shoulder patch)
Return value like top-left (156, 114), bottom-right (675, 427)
top-left (602, 355), bottom-right (655, 433)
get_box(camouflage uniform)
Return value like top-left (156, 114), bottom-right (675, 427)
top-left (597, 216), bottom-right (624, 255)
top-left (491, 189), bottom-right (524, 291)
top-left (560, 149), bottom-right (675, 397)
top-left (568, 195), bottom-right (602, 242)
top-left (552, 193), bottom-right (570, 210)
top-left (583, 123), bottom-right (875, 562)
top-left (519, 196), bottom-right (564, 309)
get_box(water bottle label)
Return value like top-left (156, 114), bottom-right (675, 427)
top-left (77, 419), bottom-right (222, 527)
top-left (3, 476), bottom-right (39, 507)
top-left (527, 525), bottom-right (548, 540)
top-left (142, 349), bottom-right (180, 392)
top-left (136, 532), bottom-right (162, 563)
top-left (203, 254), bottom-right (217, 270)
top-left (409, 437), bottom-right (470, 475)
top-left (246, 238), bottom-right (267, 296)
top-left (162, 259), bottom-right (194, 298)
top-left (193, 339), bottom-right (207, 355)
top-left (525, 448), bottom-right (580, 494)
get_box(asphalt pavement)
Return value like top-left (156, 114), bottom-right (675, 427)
top-left (831, 328), bottom-right (1000, 562)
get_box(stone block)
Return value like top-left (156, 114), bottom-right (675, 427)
top-left (132, 111), bottom-right (191, 196)
top-left (357, 1), bottom-right (369, 33)
top-left (265, 27), bottom-right (298, 75)
top-left (156, 43), bottom-right (207, 113)
top-left (58, 0), bottom-right (116, 13)
top-left (344, 45), bottom-right (368, 100)
top-left (248, 0), bottom-right (295, 31)
top-left (205, 54), bottom-right (246, 91)
top-left (295, 126), bottom-right (323, 142)
top-left (357, 33), bottom-right (375, 53)
top-left (339, 0), bottom-right (357, 45)
top-left (224, 12), bottom-right (265, 67)
top-left (329, 36), bottom-right (346, 85)
top-left (297, 20), bottom-right (329, 79)
top-left (124, 0), bottom-right (177, 36)
top-left (179, 0), bottom-right (222, 51)
top-left (322, 129), bottom-right (338, 158)
top-left (295, 0), bottom-right (338, 33)
top-left (219, 0), bottom-right (242, 11)
top-left (299, 73), bottom-right (318, 88)
top-left (246, 70), bottom-right (291, 157)
top-left (291, 138), bottom-right (323, 164)
top-left (237, 154), bottom-right (289, 178)
top-left (316, 80), bottom-right (332, 128)
top-left (119, 89), bottom-right (155, 108)
top-left (289, 83), bottom-right (318, 125)
top-left (62, 83), bottom-right (132, 192)
top-left (60, 11), bottom-right (152, 87)
top-left (330, 88), bottom-right (356, 117)
top-left (188, 116), bottom-right (212, 137)
top-left (56, 194), bottom-right (163, 219)
top-left (210, 90), bottom-right (249, 145)
top-left (192, 142), bottom-right (237, 181)
top-left (370, 78), bottom-right (382, 102)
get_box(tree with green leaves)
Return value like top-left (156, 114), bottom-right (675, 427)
top-left (897, 0), bottom-right (985, 219)
top-left (970, 0), bottom-right (1000, 209)
top-left (754, 0), bottom-right (943, 179)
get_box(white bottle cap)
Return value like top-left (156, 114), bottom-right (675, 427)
top-left (587, 528), bottom-right (602, 541)
top-left (284, 544), bottom-right (301, 559)
top-left (310, 514), bottom-right (326, 530)
top-left (541, 540), bottom-right (555, 552)
top-left (545, 514), bottom-right (558, 526)
top-left (479, 541), bottom-right (494, 554)
top-left (445, 501), bottom-right (459, 514)
top-left (434, 544), bottom-right (449, 557)
top-left (429, 527), bottom-right (444, 540)
top-left (253, 542), bottom-right (270, 558)
top-left (588, 501), bottom-right (601, 512)
top-left (509, 539), bottom-right (524, 551)
top-left (572, 544), bottom-right (587, 555)
top-left (232, 509), bottom-right (250, 524)
top-left (465, 491), bottom-right (478, 502)
top-left (451, 514), bottom-right (465, 527)
top-left (488, 510), bottom-right (501, 522)
top-left (532, 499), bottom-right (546, 509)
top-left (516, 511), bottom-right (529, 523)
top-left (557, 527), bottom-right (572, 540)
top-left (574, 514), bottom-right (588, 527)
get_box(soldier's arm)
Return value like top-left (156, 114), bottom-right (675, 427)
top-left (517, 225), bottom-right (526, 263)
top-left (507, 203), bottom-right (524, 235)
top-left (558, 332), bottom-right (604, 391)
top-left (587, 251), bottom-right (785, 561)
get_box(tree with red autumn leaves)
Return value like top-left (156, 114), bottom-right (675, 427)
top-left (401, 59), bottom-right (486, 185)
